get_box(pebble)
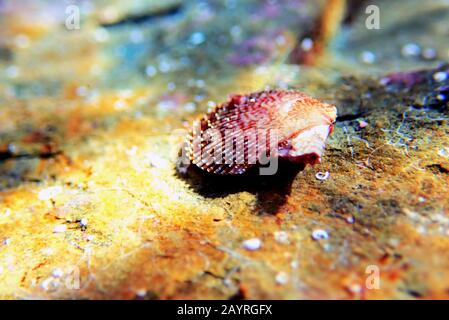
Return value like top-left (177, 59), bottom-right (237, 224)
top-left (312, 229), bottom-right (329, 240)
top-left (358, 120), bottom-right (368, 129)
top-left (179, 56), bottom-right (190, 66)
top-left (113, 99), bottom-right (127, 110)
top-left (38, 186), bottom-right (63, 201)
top-left (41, 247), bottom-right (54, 256)
top-left (389, 238), bottom-right (400, 247)
top-left (136, 289), bottom-right (147, 299)
top-left (346, 216), bottom-right (355, 224)
top-left (433, 71), bottom-right (448, 82)
top-left (101, 6), bottom-right (119, 23)
top-left (276, 35), bottom-right (286, 46)
top-left (360, 51), bottom-right (376, 64)
top-left (379, 77), bottom-right (390, 86)
top-left (194, 94), bottom-right (205, 102)
top-left (53, 224), bottom-right (67, 233)
top-left (5, 65), bottom-right (19, 78)
top-left (190, 32), bottom-right (205, 45)
top-left (275, 271), bottom-right (289, 285)
top-left (80, 218), bottom-right (88, 227)
top-left (230, 25), bottom-right (242, 38)
top-left (94, 28), bottom-right (110, 43)
top-left (196, 79), bottom-right (205, 88)
top-left (3, 208), bottom-right (11, 217)
top-left (145, 65), bottom-right (157, 77)
top-left (401, 43), bottom-right (421, 57)
top-left (184, 102), bottom-right (196, 113)
top-left (242, 238), bottom-right (261, 251)
top-left (438, 147), bottom-right (449, 157)
top-left (52, 268), bottom-right (64, 278)
top-left (75, 86), bottom-right (88, 97)
top-left (84, 246), bottom-right (93, 254)
top-left (158, 60), bottom-right (172, 73)
top-left (40, 278), bottom-right (55, 291)
top-left (417, 225), bottom-right (427, 234)
top-left (126, 146), bottom-right (138, 156)
top-left (207, 101), bottom-right (216, 109)
top-left (422, 48), bottom-right (437, 60)
top-left (346, 283), bottom-right (362, 294)
top-left (223, 278), bottom-right (233, 287)
top-left (156, 100), bottom-right (176, 112)
top-left (167, 82), bottom-right (176, 91)
top-left (300, 38), bottom-right (313, 51)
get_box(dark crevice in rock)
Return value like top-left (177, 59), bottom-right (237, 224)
top-left (101, 4), bottom-right (183, 28)
top-left (0, 150), bottom-right (61, 162)
top-left (426, 164), bottom-right (449, 174)
top-left (337, 113), bottom-right (365, 122)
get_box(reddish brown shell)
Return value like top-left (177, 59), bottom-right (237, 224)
top-left (183, 89), bottom-right (337, 175)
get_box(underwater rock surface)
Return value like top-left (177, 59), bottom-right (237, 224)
top-left (0, 0), bottom-right (449, 299)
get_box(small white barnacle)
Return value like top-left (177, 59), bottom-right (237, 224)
top-left (312, 229), bottom-right (329, 240)
top-left (315, 171), bottom-right (330, 181)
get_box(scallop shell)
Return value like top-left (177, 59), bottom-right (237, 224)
top-left (183, 89), bottom-right (337, 175)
